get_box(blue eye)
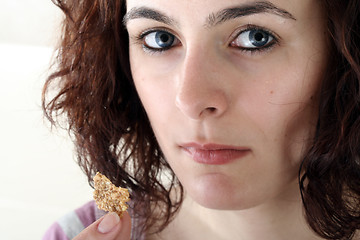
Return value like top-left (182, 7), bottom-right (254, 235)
top-left (231, 28), bottom-right (276, 50)
top-left (144, 30), bottom-right (178, 50)
top-left (248, 29), bottom-right (272, 47)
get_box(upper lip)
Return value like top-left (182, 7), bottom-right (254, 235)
top-left (179, 142), bottom-right (250, 151)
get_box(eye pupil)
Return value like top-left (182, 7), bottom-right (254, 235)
top-left (160, 34), bottom-right (169, 42)
top-left (254, 33), bottom-right (264, 41)
top-left (155, 31), bottom-right (174, 47)
top-left (249, 30), bottom-right (269, 47)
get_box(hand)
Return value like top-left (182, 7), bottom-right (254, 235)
top-left (73, 211), bottom-right (131, 240)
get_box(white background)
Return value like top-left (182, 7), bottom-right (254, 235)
top-left (0, 0), bottom-right (93, 239)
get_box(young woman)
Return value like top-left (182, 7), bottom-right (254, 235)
top-left (42, 0), bottom-right (360, 239)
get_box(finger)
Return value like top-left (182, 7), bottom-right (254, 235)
top-left (73, 212), bottom-right (131, 240)
top-left (116, 211), bottom-right (131, 240)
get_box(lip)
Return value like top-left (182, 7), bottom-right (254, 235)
top-left (180, 143), bottom-right (251, 165)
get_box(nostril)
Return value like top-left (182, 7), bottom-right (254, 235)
top-left (200, 107), bottom-right (217, 116)
top-left (207, 107), bottom-right (217, 112)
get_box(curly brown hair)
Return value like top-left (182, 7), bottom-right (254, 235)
top-left (42, 0), bottom-right (360, 239)
top-left (299, 0), bottom-right (360, 239)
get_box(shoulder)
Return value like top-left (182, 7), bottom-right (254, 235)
top-left (42, 201), bottom-right (104, 240)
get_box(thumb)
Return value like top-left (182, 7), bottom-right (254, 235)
top-left (74, 211), bottom-right (132, 240)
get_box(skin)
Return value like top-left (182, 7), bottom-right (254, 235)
top-left (75, 0), bottom-right (329, 239)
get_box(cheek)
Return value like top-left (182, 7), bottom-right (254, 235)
top-left (134, 79), bottom-right (170, 122)
top-left (131, 73), bottom-right (175, 144)
top-left (239, 55), bottom-right (324, 163)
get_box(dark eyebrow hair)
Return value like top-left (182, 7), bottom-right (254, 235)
top-left (207, 1), bottom-right (296, 26)
top-left (123, 7), bottom-right (177, 27)
top-left (123, 1), bottom-right (296, 27)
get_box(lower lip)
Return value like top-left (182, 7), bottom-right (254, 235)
top-left (182, 147), bottom-right (250, 165)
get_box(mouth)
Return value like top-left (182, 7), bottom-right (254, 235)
top-left (180, 143), bottom-right (251, 165)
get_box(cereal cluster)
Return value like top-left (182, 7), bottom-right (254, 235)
top-left (93, 172), bottom-right (130, 217)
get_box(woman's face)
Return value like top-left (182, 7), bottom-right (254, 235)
top-left (126, 0), bottom-right (328, 210)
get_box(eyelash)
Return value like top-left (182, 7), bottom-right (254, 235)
top-left (230, 24), bottom-right (280, 54)
top-left (134, 25), bottom-right (279, 55)
top-left (135, 27), bottom-right (178, 54)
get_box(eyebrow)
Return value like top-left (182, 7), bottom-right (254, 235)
top-left (123, 7), bottom-right (177, 26)
top-left (123, 1), bottom-right (296, 27)
top-left (207, 1), bottom-right (296, 26)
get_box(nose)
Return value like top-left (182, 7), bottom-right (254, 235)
top-left (175, 47), bottom-right (229, 120)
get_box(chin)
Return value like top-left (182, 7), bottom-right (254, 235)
top-left (184, 173), bottom-right (256, 210)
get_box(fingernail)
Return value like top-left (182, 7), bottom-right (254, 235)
top-left (98, 212), bottom-right (120, 234)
